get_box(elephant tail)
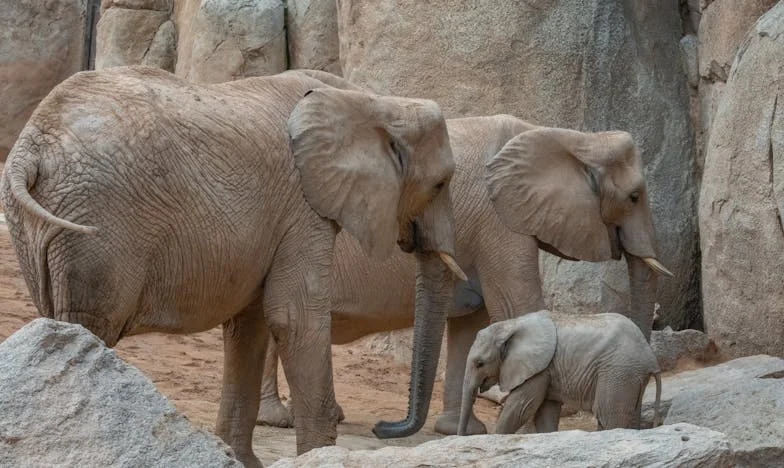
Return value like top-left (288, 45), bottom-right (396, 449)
top-left (5, 156), bottom-right (98, 234)
top-left (652, 372), bottom-right (662, 427)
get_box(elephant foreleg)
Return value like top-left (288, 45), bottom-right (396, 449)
top-left (257, 336), bottom-right (295, 428)
top-left (263, 222), bottom-right (340, 455)
top-left (216, 295), bottom-right (267, 468)
top-left (495, 372), bottom-right (549, 434)
top-left (435, 309), bottom-right (489, 435)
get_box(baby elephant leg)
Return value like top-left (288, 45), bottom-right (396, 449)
top-left (534, 400), bottom-right (561, 433)
top-left (494, 372), bottom-right (549, 434)
top-left (594, 373), bottom-right (646, 430)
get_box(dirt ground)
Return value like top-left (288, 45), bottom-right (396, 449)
top-left (0, 221), bottom-right (597, 465)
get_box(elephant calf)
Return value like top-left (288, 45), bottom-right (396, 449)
top-left (458, 311), bottom-right (661, 435)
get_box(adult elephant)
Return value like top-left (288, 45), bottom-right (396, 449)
top-left (0, 66), bottom-right (465, 467)
top-left (259, 113), bottom-right (673, 436)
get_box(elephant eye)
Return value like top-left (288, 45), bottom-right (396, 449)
top-left (629, 191), bottom-right (640, 203)
top-left (475, 360), bottom-right (484, 368)
top-left (434, 181), bottom-right (446, 192)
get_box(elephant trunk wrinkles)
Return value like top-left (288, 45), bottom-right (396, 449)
top-left (626, 252), bottom-right (658, 342)
top-left (457, 376), bottom-right (477, 436)
top-left (373, 252), bottom-right (451, 438)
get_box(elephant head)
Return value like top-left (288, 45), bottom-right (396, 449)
top-left (287, 86), bottom-right (466, 438)
top-left (485, 127), bottom-right (672, 339)
top-left (458, 311), bottom-right (556, 435)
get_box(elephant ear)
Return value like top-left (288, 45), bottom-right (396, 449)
top-left (485, 127), bottom-right (618, 262)
top-left (498, 311), bottom-right (557, 393)
top-left (288, 88), bottom-right (402, 261)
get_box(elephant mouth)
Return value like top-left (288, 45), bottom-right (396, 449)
top-left (398, 221), bottom-right (467, 281)
top-left (479, 378), bottom-right (492, 393)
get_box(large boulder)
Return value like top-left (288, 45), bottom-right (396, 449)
top-left (174, 0), bottom-right (286, 84)
top-left (650, 326), bottom-right (719, 371)
top-left (699, 2), bottom-right (784, 358)
top-left (643, 356), bottom-right (784, 467)
top-left (287, 0), bottom-right (340, 74)
top-left (0, 318), bottom-right (240, 467)
top-left (270, 423), bottom-right (733, 467)
top-left (0, 0), bottom-right (89, 161)
top-left (338, 0), bottom-right (700, 330)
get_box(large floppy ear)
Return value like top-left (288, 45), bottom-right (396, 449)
top-left (498, 311), bottom-right (557, 392)
top-left (485, 127), bottom-right (632, 261)
top-left (288, 88), bottom-right (403, 261)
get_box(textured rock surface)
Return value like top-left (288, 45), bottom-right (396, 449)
top-left (338, 0), bottom-right (700, 330)
top-left (650, 326), bottom-right (719, 371)
top-left (699, 2), bottom-right (784, 358)
top-left (270, 423), bottom-right (733, 467)
top-left (287, 0), bottom-right (340, 74)
top-left (95, 7), bottom-right (175, 71)
top-left (175, 0), bottom-right (286, 84)
top-left (0, 0), bottom-right (88, 161)
top-left (0, 318), bottom-right (240, 467)
top-left (698, 0), bottom-right (776, 82)
top-left (642, 356), bottom-right (784, 468)
top-left (101, 0), bottom-right (172, 11)
top-left (695, 0), bottom-right (776, 169)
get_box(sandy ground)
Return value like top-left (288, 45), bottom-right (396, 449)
top-left (0, 222), bottom-right (597, 465)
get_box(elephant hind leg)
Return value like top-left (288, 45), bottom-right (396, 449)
top-left (216, 295), bottom-right (268, 468)
top-left (256, 335), bottom-right (346, 428)
top-left (257, 335), bottom-right (295, 427)
top-left (593, 373), bottom-right (645, 430)
top-left (494, 371), bottom-right (548, 434)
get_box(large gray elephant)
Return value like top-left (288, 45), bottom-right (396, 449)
top-left (458, 311), bottom-right (662, 435)
top-left (260, 113), bottom-right (673, 436)
top-left (0, 66), bottom-right (465, 467)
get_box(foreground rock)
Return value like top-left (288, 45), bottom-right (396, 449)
top-left (699, 0), bottom-right (784, 359)
top-left (0, 318), bottom-right (239, 467)
top-left (643, 355), bottom-right (784, 466)
top-left (271, 424), bottom-right (732, 467)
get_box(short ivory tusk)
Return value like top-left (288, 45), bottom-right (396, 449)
top-left (438, 252), bottom-right (469, 282)
top-left (643, 257), bottom-right (675, 278)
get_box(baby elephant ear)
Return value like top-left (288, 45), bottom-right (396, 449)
top-left (498, 311), bottom-right (557, 392)
top-left (288, 88), bottom-right (403, 261)
top-left (485, 127), bottom-right (614, 262)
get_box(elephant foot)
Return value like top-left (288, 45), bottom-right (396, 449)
top-left (257, 397), bottom-right (294, 428)
top-left (434, 410), bottom-right (487, 435)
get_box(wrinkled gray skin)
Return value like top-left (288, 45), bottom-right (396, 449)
top-left (459, 311), bottom-right (662, 435)
top-left (260, 107), bottom-right (671, 435)
top-left (0, 66), bottom-right (462, 467)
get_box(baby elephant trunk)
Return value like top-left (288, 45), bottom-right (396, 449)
top-left (457, 375), bottom-right (479, 436)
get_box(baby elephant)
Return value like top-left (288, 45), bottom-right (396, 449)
top-left (458, 310), bottom-right (661, 435)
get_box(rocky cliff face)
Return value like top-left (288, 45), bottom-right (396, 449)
top-left (2, 0), bottom-right (782, 358)
top-left (699, 1), bottom-right (784, 358)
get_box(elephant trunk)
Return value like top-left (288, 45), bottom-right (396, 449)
top-left (373, 252), bottom-right (452, 438)
top-left (457, 375), bottom-right (478, 436)
top-left (626, 252), bottom-right (658, 341)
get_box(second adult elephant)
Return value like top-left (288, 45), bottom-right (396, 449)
top-left (259, 114), bottom-right (673, 436)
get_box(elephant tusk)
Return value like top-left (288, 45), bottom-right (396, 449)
top-left (643, 257), bottom-right (675, 278)
top-left (438, 252), bottom-right (468, 282)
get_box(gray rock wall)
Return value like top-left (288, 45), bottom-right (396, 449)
top-left (699, 1), bottom-right (784, 358)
